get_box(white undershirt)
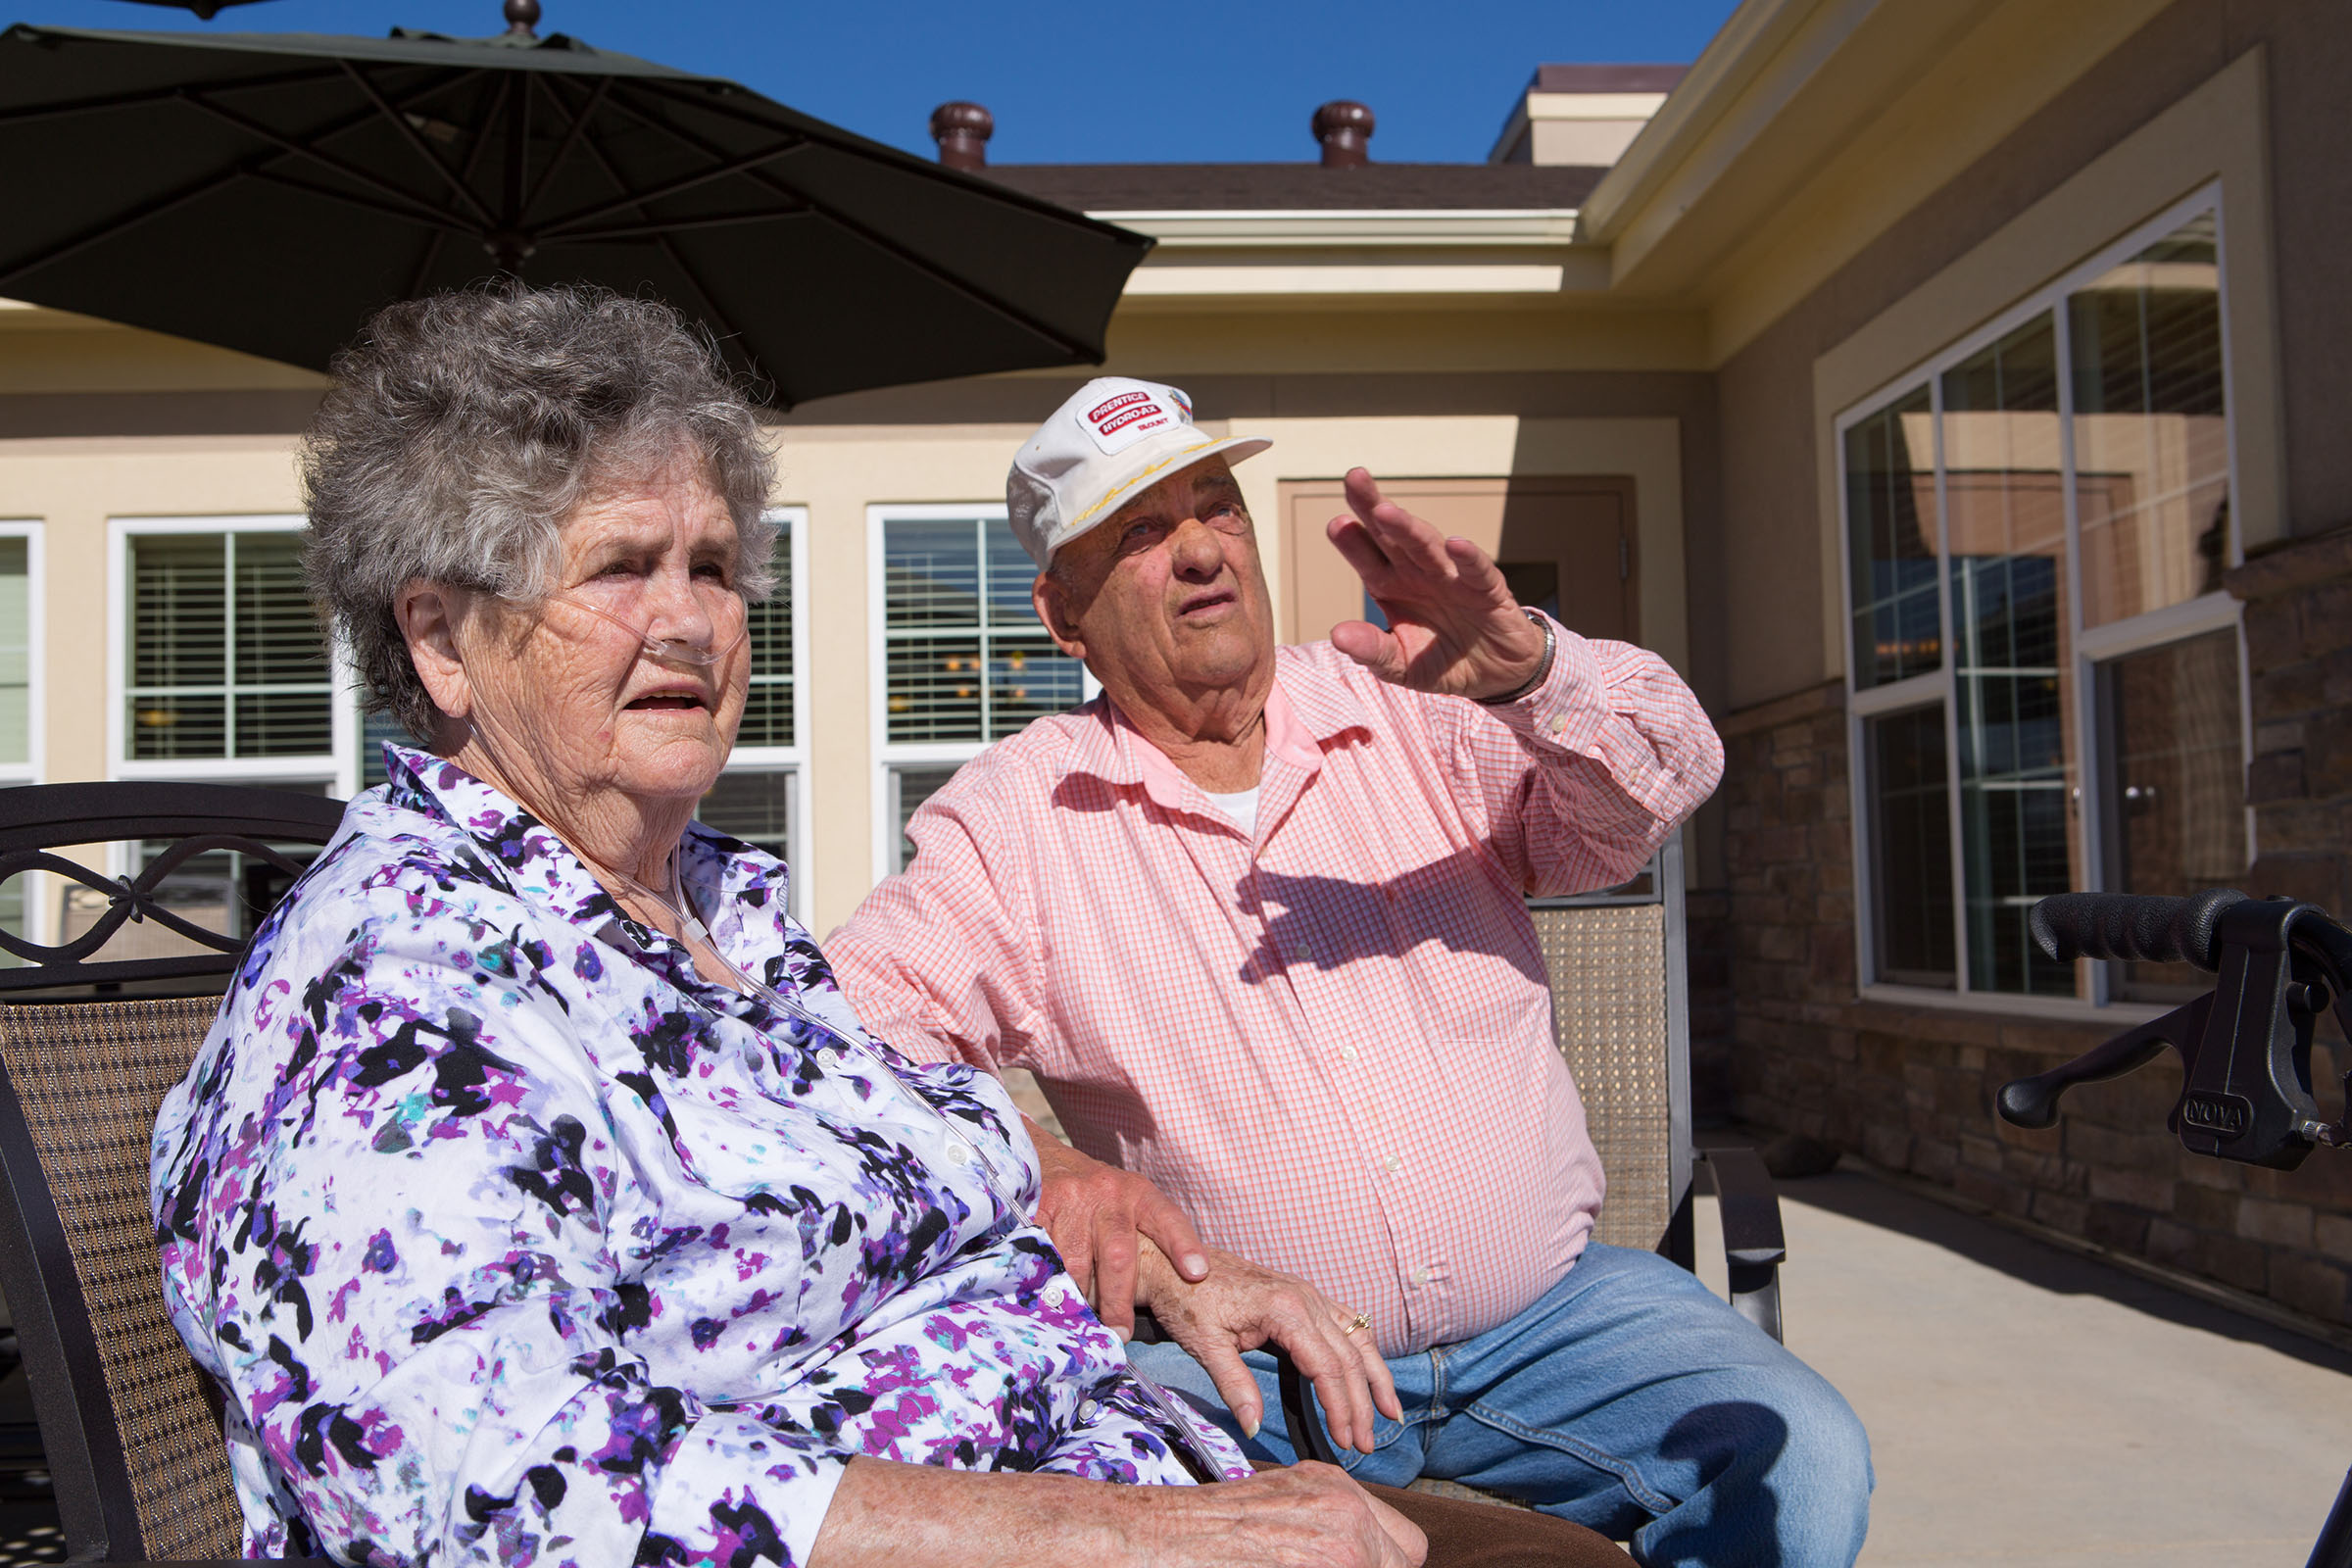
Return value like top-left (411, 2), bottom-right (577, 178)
top-left (1203, 785), bottom-right (1260, 838)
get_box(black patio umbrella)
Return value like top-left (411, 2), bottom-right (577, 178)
top-left (112, 0), bottom-right (278, 18)
top-left (0, 3), bottom-right (1152, 406)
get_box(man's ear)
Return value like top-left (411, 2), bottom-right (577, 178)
top-left (395, 580), bottom-right (473, 726)
top-left (1032, 570), bottom-right (1087, 661)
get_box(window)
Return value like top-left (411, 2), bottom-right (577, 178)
top-left (0, 525), bottom-right (39, 958)
top-left (870, 506), bottom-right (1087, 878)
top-left (106, 518), bottom-right (349, 961)
top-left (1840, 192), bottom-right (2244, 1009)
top-left (699, 510), bottom-right (808, 918)
top-left (113, 518), bottom-right (352, 787)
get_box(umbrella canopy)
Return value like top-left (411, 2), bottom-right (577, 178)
top-left (111, 0), bottom-right (278, 18)
top-left (0, 17), bottom-right (1151, 406)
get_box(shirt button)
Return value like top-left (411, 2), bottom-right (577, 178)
top-left (944, 1141), bottom-right (972, 1166)
top-left (1383, 1154), bottom-right (1401, 1174)
top-left (1548, 714), bottom-right (1569, 736)
top-left (1077, 1398), bottom-right (1100, 1422)
top-left (1341, 1045), bottom-right (1360, 1064)
top-left (1410, 1265), bottom-right (1433, 1287)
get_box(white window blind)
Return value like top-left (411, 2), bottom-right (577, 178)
top-left (872, 508), bottom-right (1083, 877)
top-left (126, 530), bottom-right (333, 762)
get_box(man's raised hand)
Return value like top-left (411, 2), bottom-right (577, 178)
top-left (1325, 466), bottom-right (1548, 701)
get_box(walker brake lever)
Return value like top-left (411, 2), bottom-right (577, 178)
top-left (1998, 896), bottom-right (2331, 1169)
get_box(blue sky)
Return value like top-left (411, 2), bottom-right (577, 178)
top-left (11, 0), bottom-right (1742, 164)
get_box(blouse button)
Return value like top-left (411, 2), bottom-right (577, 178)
top-left (944, 1141), bottom-right (972, 1166)
top-left (1077, 1398), bottom-right (1100, 1422)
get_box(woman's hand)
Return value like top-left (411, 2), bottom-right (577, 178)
top-left (1135, 1240), bottom-right (1402, 1455)
top-left (1135, 1463), bottom-right (1428, 1568)
top-left (809, 1458), bottom-right (1426, 1568)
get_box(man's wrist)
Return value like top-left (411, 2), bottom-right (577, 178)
top-left (1476, 608), bottom-right (1556, 706)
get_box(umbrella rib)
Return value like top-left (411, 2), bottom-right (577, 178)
top-left (404, 75), bottom-right (512, 295)
top-left (180, 90), bottom-right (482, 234)
top-left (628, 75), bottom-right (1152, 242)
top-left (604, 85), bottom-right (1098, 363)
top-left (244, 169), bottom-right (476, 237)
top-left (557, 210), bottom-right (806, 243)
top-left (531, 141), bottom-right (810, 239)
top-left (515, 74), bottom-right (613, 228)
top-left (0, 63), bottom-right (349, 128)
top-left (338, 60), bottom-right (496, 228)
top-left (0, 163), bottom-right (247, 289)
top-left (564, 121), bottom-right (776, 403)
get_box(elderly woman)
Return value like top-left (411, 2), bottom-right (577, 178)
top-left (149, 285), bottom-right (1581, 1568)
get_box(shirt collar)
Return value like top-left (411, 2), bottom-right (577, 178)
top-left (379, 743), bottom-right (785, 958)
top-left (1084, 647), bottom-right (1377, 812)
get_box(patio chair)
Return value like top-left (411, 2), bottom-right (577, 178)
top-left (0, 780), bottom-right (344, 1565)
top-left (1269, 832), bottom-right (1788, 1473)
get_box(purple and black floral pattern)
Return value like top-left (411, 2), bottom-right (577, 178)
top-left (153, 746), bottom-right (1242, 1566)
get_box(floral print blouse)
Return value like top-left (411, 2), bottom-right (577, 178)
top-left (152, 746), bottom-right (1243, 1567)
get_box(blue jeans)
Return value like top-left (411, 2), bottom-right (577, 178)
top-left (1129, 1243), bottom-right (1872, 1567)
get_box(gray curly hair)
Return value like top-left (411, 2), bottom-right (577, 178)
top-left (302, 282), bottom-right (778, 745)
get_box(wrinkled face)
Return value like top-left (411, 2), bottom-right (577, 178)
top-left (1035, 457), bottom-right (1275, 723)
top-left (457, 465), bottom-right (750, 808)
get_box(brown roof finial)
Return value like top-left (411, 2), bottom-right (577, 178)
top-left (1312, 100), bottom-right (1374, 168)
top-left (503, 0), bottom-right (541, 37)
top-left (930, 102), bottom-right (994, 171)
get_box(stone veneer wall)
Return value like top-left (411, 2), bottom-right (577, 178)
top-left (1718, 526), bottom-right (2352, 1326)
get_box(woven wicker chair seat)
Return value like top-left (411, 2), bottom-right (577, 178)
top-left (0, 996), bottom-right (244, 1561)
top-left (1532, 903), bottom-right (1673, 1250)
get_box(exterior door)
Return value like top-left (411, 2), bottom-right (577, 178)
top-left (1279, 476), bottom-right (1638, 647)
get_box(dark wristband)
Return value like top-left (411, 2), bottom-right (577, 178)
top-left (1475, 609), bottom-right (1556, 706)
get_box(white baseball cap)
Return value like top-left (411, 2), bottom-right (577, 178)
top-left (1006, 376), bottom-right (1271, 566)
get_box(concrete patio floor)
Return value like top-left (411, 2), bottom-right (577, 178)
top-left (1691, 1168), bottom-right (2352, 1567)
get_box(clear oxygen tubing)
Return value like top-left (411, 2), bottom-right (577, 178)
top-left (640, 850), bottom-right (1241, 1480)
top-left (542, 588), bottom-right (750, 667)
top-left (445, 578), bottom-right (1239, 1476)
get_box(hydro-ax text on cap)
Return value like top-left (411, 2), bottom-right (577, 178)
top-left (1006, 376), bottom-right (1270, 566)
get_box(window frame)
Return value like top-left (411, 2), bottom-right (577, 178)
top-left (108, 514), bottom-right (359, 792)
top-left (0, 519), bottom-right (44, 792)
top-left (0, 521), bottom-right (44, 952)
top-left (710, 506), bottom-right (811, 920)
top-left (1837, 182), bottom-right (2252, 1020)
top-left (866, 502), bottom-right (1099, 884)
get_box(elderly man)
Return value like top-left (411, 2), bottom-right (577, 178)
top-left (829, 378), bottom-right (1872, 1566)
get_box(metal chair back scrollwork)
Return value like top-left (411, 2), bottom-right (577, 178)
top-left (0, 781), bottom-right (345, 1563)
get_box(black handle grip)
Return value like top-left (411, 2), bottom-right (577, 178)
top-left (2028, 888), bottom-right (2248, 970)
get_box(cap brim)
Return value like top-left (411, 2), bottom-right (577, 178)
top-left (1049, 433), bottom-right (1275, 561)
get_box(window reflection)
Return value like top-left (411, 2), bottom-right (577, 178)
top-left (1868, 708), bottom-right (1954, 987)
top-left (1943, 315), bottom-right (2080, 997)
top-left (2070, 214), bottom-right (2230, 627)
top-left (1845, 387), bottom-right (1940, 689)
top-left (2102, 627), bottom-right (2245, 1002)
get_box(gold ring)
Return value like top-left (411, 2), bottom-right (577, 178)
top-left (1342, 1311), bottom-right (1371, 1337)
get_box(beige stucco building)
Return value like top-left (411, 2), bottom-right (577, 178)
top-left (5, 0), bottom-right (2350, 1325)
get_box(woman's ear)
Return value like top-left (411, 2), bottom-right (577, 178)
top-left (1032, 570), bottom-right (1086, 662)
top-left (395, 581), bottom-right (473, 726)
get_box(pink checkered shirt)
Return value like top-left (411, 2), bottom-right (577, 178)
top-left (826, 621), bottom-right (1723, 1356)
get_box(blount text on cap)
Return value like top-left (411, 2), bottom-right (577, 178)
top-left (1005, 376), bottom-right (1270, 566)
